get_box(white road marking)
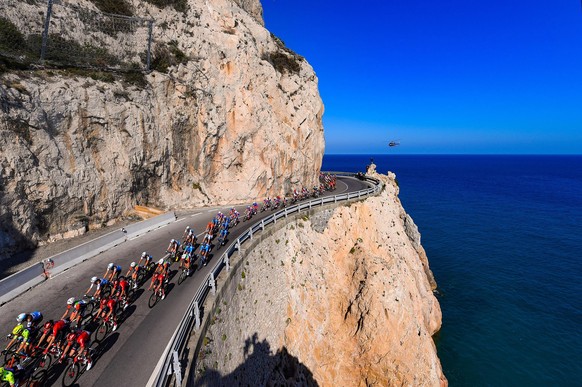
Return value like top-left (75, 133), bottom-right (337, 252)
top-left (335, 179), bottom-right (349, 194)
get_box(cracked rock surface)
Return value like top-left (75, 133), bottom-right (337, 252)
top-left (0, 0), bottom-right (324, 258)
top-left (198, 172), bottom-right (447, 386)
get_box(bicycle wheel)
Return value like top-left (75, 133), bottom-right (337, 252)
top-left (177, 270), bottom-right (186, 285)
top-left (62, 362), bottom-right (81, 387)
top-left (94, 321), bottom-right (109, 342)
top-left (137, 270), bottom-right (145, 285)
top-left (27, 368), bottom-right (48, 387)
top-left (148, 291), bottom-right (159, 308)
top-left (3, 341), bottom-right (17, 363)
top-left (38, 353), bottom-right (53, 369)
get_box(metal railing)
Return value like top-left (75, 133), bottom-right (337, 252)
top-left (149, 173), bottom-right (382, 386)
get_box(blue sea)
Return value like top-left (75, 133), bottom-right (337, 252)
top-left (323, 155), bottom-right (582, 386)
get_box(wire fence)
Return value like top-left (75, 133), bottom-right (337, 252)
top-left (0, 0), bottom-right (154, 71)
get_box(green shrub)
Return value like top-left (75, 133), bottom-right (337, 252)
top-left (88, 0), bottom-right (133, 16)
top-left (0, 17), bottom-right (26, 55)
top-left (151, 40), bottom-right (188, 73)
top-left (144, 0), bottom-right (188, 13)
top-left (262, 51), bottom-right (302, 74)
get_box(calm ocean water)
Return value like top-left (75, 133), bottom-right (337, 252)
top-left (323, 155), bottom-right (582, 386)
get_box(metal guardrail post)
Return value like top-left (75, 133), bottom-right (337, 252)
top-left (236, 239), bottom-right (241, 254)
top-left (172, 350), bottom-right (182, 385)
top-left (284, 208), bottom-right (288, 218)
top-left (249, 228), bottom-right (253, 240)
top-left (40, 0), bottom-right (54, 61)
top-left (224, 253), bottom-right (230, 271)
top-left (261, 220), bottom-right (265, 231)
top-left (194, 301), bottom-right (201, 330)
top-left (209, 273), bottom-right (216, 295)
top-left (146, 20), bottom-right (154, 71)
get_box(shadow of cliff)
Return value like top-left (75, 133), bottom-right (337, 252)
top-left (189, 333), bottom-right (318, 387)
top-left (0, 211), bottom-right (39, 280)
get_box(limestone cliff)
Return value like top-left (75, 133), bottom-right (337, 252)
top-left (0, 0), bottom-right (324, 257)
top-left (197, 172), bottom-right (447, 386)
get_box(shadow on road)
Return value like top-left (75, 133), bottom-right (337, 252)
top-left (189, 332), bottom-right (318, 386)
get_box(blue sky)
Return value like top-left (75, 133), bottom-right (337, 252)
top-left (262, 0), bottom-right (582, 154)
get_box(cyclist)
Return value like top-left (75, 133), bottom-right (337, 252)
top-left (182, 226), bottom-right (191, 242)
top-left (205, 221), bottom-right (214, 234)
top-left (104, 263), bottom-right (122, 281)
top-left (221, 216), bottom-right (230, 230)
top-left (180, 244), bottom-right (194, 276)
top-left (185, 228), bottom-right (197, 245)
top-left (0, 366), bottom-right (15, 387)
top-left (113, 276), bottom-right (130, 301)
top-left (85, 276), bottom-right (110, 299)
top-left (60, 330), bottom-right (93, 370)
top-left (199, 242), bottom-right (211, 266)
top-left (42, 318), bottom-right (70, 355)
top-left (218, 227), bottom-right (228, 246)
top-left (203, 232), bottom-right (213, 244)
top-left (167, 239), bottom-right (180, 258)
top-left (252, 202), bottom-right (259, 215)
top-left (62, 298), bottom-right (87, 328)
top-left (125, 262), bottom-right (142, 289)
top-left (138, 251), bottom-right (153, 271)
top-left (3, 318), bottom-right (30, 356)
top-left (148, 259), bottom-right (166, 300)
top-left (96, 296), bottom-right (118, 331)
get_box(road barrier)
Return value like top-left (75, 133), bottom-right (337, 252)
top-left (0, 211), bottom-right (176, 306)
top-left (148, 173), bottom-right (382, 386)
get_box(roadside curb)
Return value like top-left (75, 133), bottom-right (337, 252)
top-left (0, 211), bottom-right (176, 306)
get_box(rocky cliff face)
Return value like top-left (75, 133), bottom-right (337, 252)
top-left (197, 171), bottom-right (447, 386)
top-left (0, 0), bottom-right (324, 257)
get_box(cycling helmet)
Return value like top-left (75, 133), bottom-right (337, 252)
top-left (158, 258), bottom-right (164, 265)
top-left (130, 262), bottom-right (136, 268)
top-left (43, 321), bottom-right (53, 330)
top-left (107, 263), bottom-right (114, 270)
top-left (66, 332), bottom-right (76, 342)
top-left (16, 313), bottom-right (26, 323)
top-left (141, 251), bottom-right (147, 258)
top-left (185, 226), bottom-right (190, 231)
top-left (67, 297), bottom-right (75, 305)
top-left (91, 276), bottom-right (98, 283)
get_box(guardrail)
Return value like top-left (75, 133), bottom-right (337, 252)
top-left (149, 173), bottom-right (382, 387)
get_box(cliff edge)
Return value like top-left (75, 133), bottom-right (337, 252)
top-left (0, 0), bottom-right (324, 258)
top-left (196, 171), bottom-right (447, 386)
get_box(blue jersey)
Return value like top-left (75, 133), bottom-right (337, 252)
top-left (220, 229), bottom-right (228, 237)
top-left (98, 279), bottom-right (109, 288)
top-left (185, 245), bottom-right (194, 254)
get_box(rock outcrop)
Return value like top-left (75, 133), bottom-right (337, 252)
top-left (197, 171), bottom-right (447, 386)
top-left (0, 0), bottom-right (324, 258)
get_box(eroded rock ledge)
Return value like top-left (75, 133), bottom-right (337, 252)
top-left (195, 171), bottom-right (447, 386)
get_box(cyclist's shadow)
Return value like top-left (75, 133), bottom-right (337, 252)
top-left (90, 332), bottom-right (120, 365)
top-left (131, 288), bottom-right (145, 302)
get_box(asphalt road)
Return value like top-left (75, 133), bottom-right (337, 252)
top-left (0, 176), bottom-right (369, 386)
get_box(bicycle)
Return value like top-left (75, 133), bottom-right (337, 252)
top-left (61, 348), bottom-right (93, 387)
top-left (93, 317), bottom-right (116, 343)
top-left (177, 266), bottom-right (190, 285)
top-left (148, 281), bottom-right (168, 308)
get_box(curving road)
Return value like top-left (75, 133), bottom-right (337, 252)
top-left (0, 176), bottom-right (370, 386)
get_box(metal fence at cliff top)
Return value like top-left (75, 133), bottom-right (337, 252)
top-left (0, 0), bottom-right (153, 71)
